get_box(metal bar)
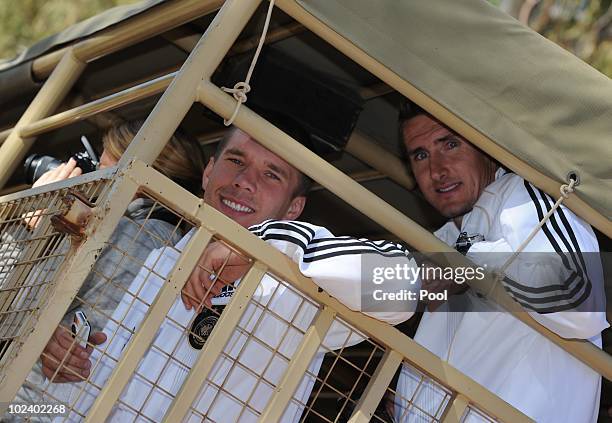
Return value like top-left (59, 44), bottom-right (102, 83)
top-left (84, 226), bottom-right (214, 422)
top-left (19, 20), bottom-right (305, 140)
top-left (31, 0), bottom-right (224, 80)
top-left (0, 166), bottom-right (116, 204)
top-left (258, 307), bottom-right (335, 422)
top-left (195, 33), bottom-right (612, 383)
top-left (310, 169), bottom-right (384, 192)
top-left (164, 262), bottom-right (268, 422)
top-left (115, 0), bottom-right (263, 169)
top-left (198, 80), bottom-right (437, 250)
top-left (166, 21), bottom-right (305, 55)
top-left (0, 184), bottom-right (30, 197)
top-left (0, 128), bottom-right (11, 144)
top-left (19, 72), bottom-right (175, 139)
top-left (230, 21), bottom-right (305, 55)
top-left (274, 0), bottom-right (611, 240)
top-left (345, 131), bottom-right (415, 190)
top-left (122, 160), bottom-right (202, 221)
top-left (347, 350), bottom-right (402, 423)
top-left (0, 173), bottom-right (137, 409)
top-left (0, 49), bottom-right (86, 189)
top-left (441, 395), bottom-right (471, 423)
top-left (360, 82), bottom-right (394, 100)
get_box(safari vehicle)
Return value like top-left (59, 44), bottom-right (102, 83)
top-left (0, 0), bottom-right (610, 421)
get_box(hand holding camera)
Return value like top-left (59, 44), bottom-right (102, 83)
top-left (22, 136), bottom-right (99, 230)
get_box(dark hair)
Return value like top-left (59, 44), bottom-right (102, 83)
top-left (397, 99), bottom-right (432, 159)
top-left (397, 99), bottom-right (501, 172)
top-left (214, 126), bottom-right (313, 198)
top-left (398, 98), bottom-right (429, 124)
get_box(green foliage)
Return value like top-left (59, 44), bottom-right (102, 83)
top-left (535, 0), bottom-right (612, 76)
top-left (0, 0), bottom-right (137, 60)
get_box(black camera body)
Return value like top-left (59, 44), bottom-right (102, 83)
top-left (23, 136), bottom-right (99, 184)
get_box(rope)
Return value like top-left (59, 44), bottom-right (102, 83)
top-left (221, 0), bottom-right (276, 126)
top-left (493, 178), bottom-right (577, 286)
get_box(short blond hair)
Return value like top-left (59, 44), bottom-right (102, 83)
top-left (102, 120), bottom-right (205, 195)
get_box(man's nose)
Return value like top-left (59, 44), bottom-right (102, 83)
top-left (233, 168), bottom-right (257, 192)
top-left (429, 158), bottom-right (448, 181)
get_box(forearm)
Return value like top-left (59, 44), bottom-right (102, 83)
top-left (467, 238), bottom-right (607, 339)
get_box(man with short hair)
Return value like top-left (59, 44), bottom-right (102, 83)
top-left (38, 127), bottom-right (310, 383)
top-left (393, 102), bottom-right (607, 422)
top-left (55, 127), bottom-right (415, 422)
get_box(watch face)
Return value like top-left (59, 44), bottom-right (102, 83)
top-left (189, 309), bottom-right (220, 350)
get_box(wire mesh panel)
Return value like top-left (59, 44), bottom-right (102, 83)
top-left (0, 180), bottom-right (108, 383)
top-left (183, 271), bottom-right (322, 422)
top-left (52, 231), bottom-right (327, 422)
top-left (0, 184), bottom-right (194, 421)
top-left (0, 160), bottom-right (530, 423)
top-left (391, 361), bottom-right (453, 423)
top-left (391, 361), bottom-right (505, 423)
top-left (460, 406), bottom-right (501, 423)
top-left (2, 177), bottom-right (524, 422)
top-left (287, 319), bottom-right (503, 423)
top-left (83, 235), bottom-right (257, 422)
top-left (289, 319), bottom-right (386, 422)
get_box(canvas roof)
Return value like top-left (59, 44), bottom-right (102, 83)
top-left (297, 0), bottom-right (612, 220)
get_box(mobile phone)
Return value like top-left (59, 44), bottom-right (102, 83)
top-left (71, 310), bottom-right (91, 349)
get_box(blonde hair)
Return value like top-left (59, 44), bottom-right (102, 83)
top-left (102, 120), bottom-right (205, 195)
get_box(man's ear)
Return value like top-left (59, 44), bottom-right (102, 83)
top-left (282, 196), bottom-right (306, 221)
top-left (202, 157), bottom-right (215, 190)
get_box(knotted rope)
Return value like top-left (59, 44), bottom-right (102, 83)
top-left (222, 0), bottom-right (276, 126)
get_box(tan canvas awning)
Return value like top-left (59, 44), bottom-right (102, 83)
top-left (296, 0), bottom-right (612, 228)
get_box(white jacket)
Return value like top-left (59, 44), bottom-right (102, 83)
top-left (396, 170), bottom-right (608, 422)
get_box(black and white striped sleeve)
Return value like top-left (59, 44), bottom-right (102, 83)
top-left (250, 220), bottom-right (418, 325)
top-left (467, 179), bottom-right (607, 339)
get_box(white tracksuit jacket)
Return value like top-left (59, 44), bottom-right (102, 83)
top-left (394, 170), bottom-right (608, 422)
top-left (60, 222), bottom-right (418, 422)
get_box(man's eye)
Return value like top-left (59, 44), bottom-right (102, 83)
top-left (265, 172), bottom-right (281, 181)
top-left (228, 158), bottom-right (242, 165)
top-left (447, 139), bottom-right (460, 149)
top-left (413, 151), bottom-right (427, 161)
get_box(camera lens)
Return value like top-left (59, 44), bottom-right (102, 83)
top-left (23, 155), bottom-right (62, 184)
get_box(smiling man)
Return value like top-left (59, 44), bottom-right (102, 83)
top-left (49, 126), bottom-right (415, 422)
top-left (392, 101), bottom-right (608, 422)
top-left (201, 127), bottom-right (307, 228)
top-left (402, 112), bottom-right (497, 228)
top-left (36, 126), bottom-right (309, 383)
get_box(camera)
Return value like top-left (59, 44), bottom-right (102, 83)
top-left (23, 136), bottom-right (99, 184)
